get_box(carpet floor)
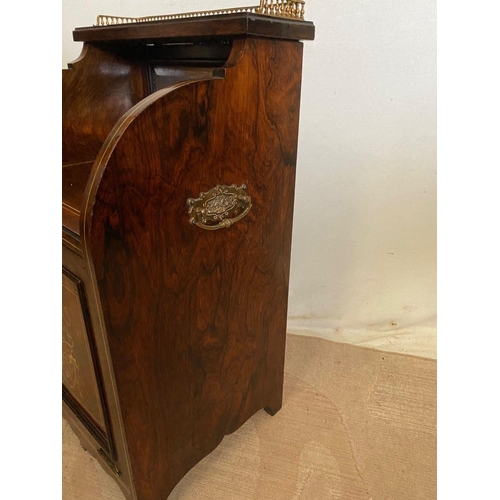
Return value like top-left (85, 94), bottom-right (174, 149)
top-left (63, 334), bottom-right (436, 500)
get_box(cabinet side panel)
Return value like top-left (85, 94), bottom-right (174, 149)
top-left (87, 38), bottom-right (304, 500)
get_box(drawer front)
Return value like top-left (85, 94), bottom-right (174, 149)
top-left (62, 268), bottom-right (114, 457)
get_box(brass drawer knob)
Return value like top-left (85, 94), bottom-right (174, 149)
top-left (187, 184), bottom-right (252, 230)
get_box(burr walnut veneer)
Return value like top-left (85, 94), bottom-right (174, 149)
top-left (62, 12), bottom-right (314, 500)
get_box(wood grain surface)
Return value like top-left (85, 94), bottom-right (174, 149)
top-left (81, 37), bottom-right (304, 500)
top-left (62, 44), bottom-right (147, 165)
top-left (73, 13), bottom-right (315, 43)
top-left (62, 271), bottom-right (106, 430)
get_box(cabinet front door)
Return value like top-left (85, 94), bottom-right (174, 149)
top-left (62, 268), bottom-right (115, 458)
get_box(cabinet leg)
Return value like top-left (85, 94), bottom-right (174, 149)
top-left (264, 402), bottom-right (282, 416)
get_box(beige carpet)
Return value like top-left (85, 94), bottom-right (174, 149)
top-left (63, 334), bottom-right (436, 500)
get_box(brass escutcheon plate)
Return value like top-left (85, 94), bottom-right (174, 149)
top-left (187, 184), bottom-right (252, 230)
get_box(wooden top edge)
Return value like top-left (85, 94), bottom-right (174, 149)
top-left (73, 13), bottom-right (315, 43)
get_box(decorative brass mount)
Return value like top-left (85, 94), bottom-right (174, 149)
top-left (97, 0), bottom-right (306, 26)
top-left (187, 184), bottom-right (252, 231)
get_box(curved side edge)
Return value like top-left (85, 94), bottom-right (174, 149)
top-left (80, 73), bottom-right (225, 500)
top-left (81, 68), bottom-right (226, 239)
top-left (81, 36), bottom-right (248, 247)
top-left (62, 44), bottom-right (148, 165)
top-left (224, 37), bottom-right (248, 68)
top-left (66, 43), bottom-right (89, 69)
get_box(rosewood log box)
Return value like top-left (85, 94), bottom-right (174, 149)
top-left (62, 8), bottom-right (314, 500)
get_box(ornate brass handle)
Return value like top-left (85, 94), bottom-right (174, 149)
top-left (187, 184), bottom-right (252, 231)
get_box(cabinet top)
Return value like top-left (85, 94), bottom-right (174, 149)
top-left (73, 12), bottom-right (315, 44)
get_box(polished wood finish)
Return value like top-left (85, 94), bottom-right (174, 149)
top-left (62, 161), bottom-right (93, 239)
top-left (62, 271), bottom-right (105, 429)
top-left (62, 244), bottom-right (135, 497)
top-left (74, 13), bottom-right (315, 43)
top-left (62, 269), bottom-right (115, 457)
top-left (62, 45), bottom-right (147, 165)
top-left (63, 13), bottom-right (313, 500)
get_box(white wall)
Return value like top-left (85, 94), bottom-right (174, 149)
top-left (63, 0), bottom-right (436, 358)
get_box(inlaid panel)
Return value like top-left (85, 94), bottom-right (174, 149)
top-left (63, 271), bottom-right (105, 428)
top-left (62, 269), bottom-right (114, 456)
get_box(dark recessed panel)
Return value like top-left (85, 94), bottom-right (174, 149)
top-left (62, 269), bottom-right (115, 458)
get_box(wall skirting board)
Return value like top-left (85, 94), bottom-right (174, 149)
top-left (287, 316), bottom-right (437, 359)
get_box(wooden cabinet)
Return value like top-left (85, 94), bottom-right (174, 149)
top-left (62, 270), bottom-right (111, 451)
top-left (62, 7), bottom-right (314, 500)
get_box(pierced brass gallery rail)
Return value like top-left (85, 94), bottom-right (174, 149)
top-left (187, 184), bottom-right (252, 230)
top-left (97, 0), bottom-right (306, 26)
